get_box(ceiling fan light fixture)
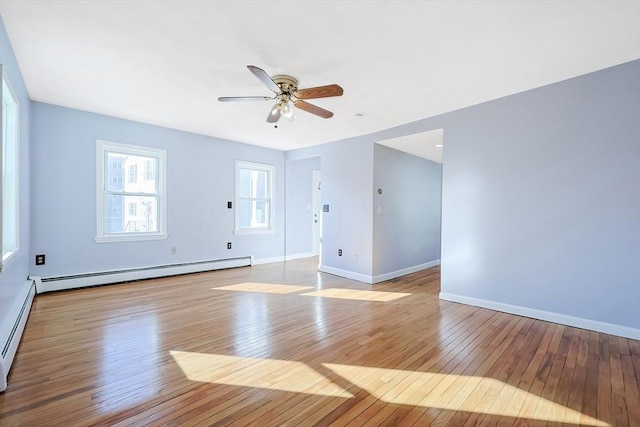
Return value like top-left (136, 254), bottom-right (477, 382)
top-left (281, 102), bottom-right (294, 121)
top-left (220, 66), bottom-right (343, 123)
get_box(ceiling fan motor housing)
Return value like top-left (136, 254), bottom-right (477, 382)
top-left (272, 75), bottom-right (298, 95)
top-left (219, 66), bottom-right (342, 121)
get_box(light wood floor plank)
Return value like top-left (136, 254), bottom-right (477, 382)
top-left (0, 258), bottom-right (637, 426)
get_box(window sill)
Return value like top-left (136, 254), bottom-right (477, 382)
top-left (0, 250), bottom-right (18, 273)
top-left (95, 233), bottom-right (168, 243)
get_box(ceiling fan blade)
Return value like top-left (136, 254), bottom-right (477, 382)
top-left (294, 100), bottom-right (334, 119)
top-left (247, 65), bottom-right (281, 93)
top-left (294, 84), bottom-right (343, 100)
top-left (218, 96), bottom-right (272, 102)
top-left (267, 104), bottom-right (281, 123)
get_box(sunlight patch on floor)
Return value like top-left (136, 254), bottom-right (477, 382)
top-left (170, 351), bottom-right (609, 425)
top-left (322, 364), bottom-right (610, 426)
top-left (212, 282), bottom-right (313, 294)
top-left (169, 351), bottom-right (353, 398)
top-left (301, 288), bottom-right (411, 302)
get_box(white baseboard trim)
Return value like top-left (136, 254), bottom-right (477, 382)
top-left (1, 280), bottom-right (36, 392)
top-left (285, 252), bottom-right (316, 261)
top-left (37, 257), bottom-right (252, 293)
top-left (319, 265), bottom-right (373, 284)
top-left (372, 259), bottom-right (440, 284)
top-left (439, 292), bottom-right (640, 340)
top-left (251, 256), bottom-right (286, 266)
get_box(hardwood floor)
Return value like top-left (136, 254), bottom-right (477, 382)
top-left (1, 258), bottom-right (638, 426)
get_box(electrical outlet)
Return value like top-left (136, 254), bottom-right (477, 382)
top-left (35, 254), bottom-right (46, 265)
top-left (353, 252), bottom-right (358, 260)
top-left (171, 246), bottom-right (177, 254)
top-left (338, 249), bottom-right (342, 256)
top-left (227, 242), bottom-right (232, 250)
top-left (227, 201), bottom-right (232, 209)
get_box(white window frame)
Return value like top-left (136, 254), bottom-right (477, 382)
top-left (1, 71), bottom-right (19, 271)
top-left (96, 140), bottom-right (167, 242)
top-left (234, 160), bottom-right (275, 235)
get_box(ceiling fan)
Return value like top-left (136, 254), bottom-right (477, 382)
top-left (218, 65), bottom-right (343, 123)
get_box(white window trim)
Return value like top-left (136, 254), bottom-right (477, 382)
top-left (95, 140), bottom-right (167, 243)
top-left (1, 71), bottom-right (20, 272)
top-left (234, 160), bottom-right (276, 236)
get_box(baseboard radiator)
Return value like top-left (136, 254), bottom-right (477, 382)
top-left (35, 257), bottom-right (253, 294)
top-left (1, 279), bottom-right (36, 392)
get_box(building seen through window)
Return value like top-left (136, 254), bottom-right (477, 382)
top-left (105, 153), bottom-right (157, 233)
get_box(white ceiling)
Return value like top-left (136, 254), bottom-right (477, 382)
top-left (377, 129), bottom-right (444, 164)
top-left (1, 1), bottom-right (638, 152)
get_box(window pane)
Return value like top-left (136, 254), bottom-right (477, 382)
top-left (254, 170), bottom-right (268, 198)
top-left (144, 159), bottom-right (154, 180)
top-left (98, 141), bottom-right (166, 241)
top-left (106, 153), bottom-right (125, 191)
top-left (123, 155), bottom-right (156, 193)
top-left (253, 199), bottom-right (268, 226)
top-left (106, 194), bottom-right (124, 232)
top-left (239, 168), bottom-right (251, 198)
top-left (128, 164), bottom-right (137, 184)
top-left (2, 78), bottom-right (19, 258)
top-left (238, 199), bottom-right (269, 229)
top-left (106, 195), bottom-right (158, 233)
top-left (107, 153), bottom-right (157, 193)
top-left (235, 161), bottom-right (273, 234)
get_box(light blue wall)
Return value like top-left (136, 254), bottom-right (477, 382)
top-left (373, 144), bottom-right (441, 277)
top-left (321, 139), bottom-right (374, 277)
top-left (287, 138), bottom-right (374, 278)
top-left (0, 16), bottom-right (31, 350)
top-left (289, 60), bottom-right (639, 333)
top-left (3, 9), bottom-right (637, 340)
top-left (285, 156), bottom-right (320, 257)
top-left (439, 60), bottom-right (640, 330)
top-left (30, 102), bottom-right (285, 277)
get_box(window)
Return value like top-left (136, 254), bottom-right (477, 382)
top-left (235, 160), bottom-right (275, 235)
top-left (128, 164), bottom-right (137, 183)
top-left (1, 75), bottom-right (19, 271)
top-left (96, 140), bottom-right (167, 242)
top-left (144, 159), bottom-right (154, 180)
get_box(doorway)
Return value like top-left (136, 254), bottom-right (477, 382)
top-left (312, 170), bottom-right (321, 257)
